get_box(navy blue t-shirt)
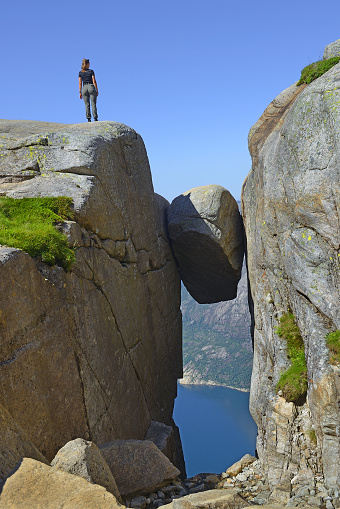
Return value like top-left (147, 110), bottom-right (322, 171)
top-left (79, 69), bottom-right (95, 85)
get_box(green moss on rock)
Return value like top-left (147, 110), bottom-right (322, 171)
top-left (326, 330), bottom-right (340, 365)
top-left (276, 312), bottom-right (307, 403)
top-left (0, 196), bottom-right (75, 270)
top-left (297, 57), bottom-right (340, 85)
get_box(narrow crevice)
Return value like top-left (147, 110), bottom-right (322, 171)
top-left (0, 341), bottom-right (35, 368)
top-left (7, 138), bottom-right (49, 150)
top-left (71, 348), bottom-right (91, 439)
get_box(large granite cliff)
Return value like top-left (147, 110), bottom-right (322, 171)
top-left (0, 120), bottom-right (182, 463)
top-left (242, 58), bottom-right (340, 490)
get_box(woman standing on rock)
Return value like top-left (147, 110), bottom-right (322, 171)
top-left (79, 59), bottom-right (99, 122)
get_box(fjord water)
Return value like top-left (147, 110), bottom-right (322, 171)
top-left (174, 383), bottom-right (257, 478)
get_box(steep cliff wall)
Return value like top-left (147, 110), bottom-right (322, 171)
top-left (0, 120), bottom-right (182, 461)
top-left (242, 62), bottom-right (340, 489)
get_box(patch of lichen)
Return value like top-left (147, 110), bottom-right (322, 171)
top-left (276, 312), bottom-right (308, 403)
top-left (307, 428), bottom-right (317, 445)
top-left (0, 196), bottom-right (75, 270)
top-left (297, 57), bottom-right (340, 85)
top-left (326, 330), bottom-right (340, 365)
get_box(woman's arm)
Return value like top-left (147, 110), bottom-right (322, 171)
top-left (79, 77), bottom-right (82, 98)
top-left (92, 74), bottom-right (99, 95)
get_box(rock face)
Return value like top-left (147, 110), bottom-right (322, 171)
top-left (51, 438), bottom-right (121, 499)
top-left (167, 185), bottom-right (244, 304)
top-left (0, 402), bottom-right (48, 482)
top-left (323, 39), bottom-right (340, 59)
top-left (242, 57), bottom-right (340, 490)
top-left (0, 120), bottom-right (182, 462)
top-left (98, 439), bottom-right (180, 497)
top-left (0, 458), bottom-right (122, 509)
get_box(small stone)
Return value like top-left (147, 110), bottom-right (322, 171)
top-left (223, 481), bottom-right (234, 488)
top-left (173, 483), bottom-right (184, 491)
top-left (204, 474), bottom-right (220, 484)
top-left (286, 495), bottom-right (303, 507)
top-left (153, 500), bottom-right (164, 508)
top-left (309, 495), bottom-right (325, 508)
top-left (189, 475), bottom-right (202, 483)
top-left (226, 454), bottom-right (257, 476)
top-left (162, 486), bottom-right (175, 496)
top-left (310, 490), bottom-right (316, 496)
top-left (318, 486), bottom-right (329, 497)
top-left (221, 472), bottom-right (229, 479)
top-left (146, 498), bottom-right (151, 505)
top-left (189, 483), bottom-right (206, 493)
top-left (130, 496), bottom-right (147, 509)
top-left (178, 489), bottom-right (188, 497)
top-left (252, 490), bottom-right (270, 505)
top-left (157, 491), bottom-right (165, 499)
top-left (235, 473), bottom-right (248, 482)
top-left (295, 486), bottom-right (310, 497)
top-left (326, 501), bottom-right (334, 509)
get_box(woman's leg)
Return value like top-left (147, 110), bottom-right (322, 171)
top-left (89, 86), bottom-right (98, 120)
top-left (82, 85), bottom-right (91, 120)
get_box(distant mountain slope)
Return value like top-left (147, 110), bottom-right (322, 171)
top-left (180, 264), bottom-right (253, 391)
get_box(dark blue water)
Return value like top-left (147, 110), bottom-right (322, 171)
top-left (173, 383), bottom-right (257, 478)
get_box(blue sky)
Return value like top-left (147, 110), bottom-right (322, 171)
top-left (2, 0), bottom-right (340, 202)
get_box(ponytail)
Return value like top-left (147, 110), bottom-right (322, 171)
top-left (81, 58), bottom-right (89, 72)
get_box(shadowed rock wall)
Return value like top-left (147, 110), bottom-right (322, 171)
top-left (0, 120), bottom-right (182, 462)
top-left (242, 63), bottom-right (340, 489)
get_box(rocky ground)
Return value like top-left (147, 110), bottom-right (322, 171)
top-left (125, 456), bottom-right (340, 509)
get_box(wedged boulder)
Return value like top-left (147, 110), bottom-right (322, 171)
top-left (98, 439), bottom-right (180, 497)
top-left (225, 454), bottom-right (257, 477)
top-left (51, 438), bottom-right (120, 500)
top-left (167, 185), bottom-right (244, 304)
top-left (0, 120), bottom-right (182, 463)
top-left (0, 402), bottom-right (48, 482)
top-left (0, 458), bottom-right (122, 509)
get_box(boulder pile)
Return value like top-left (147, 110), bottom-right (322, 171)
top-left (0, 423), bottom-right (337, 509)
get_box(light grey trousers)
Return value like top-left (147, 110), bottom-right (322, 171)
top-left (82, 84), bottom-right (98, 120)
